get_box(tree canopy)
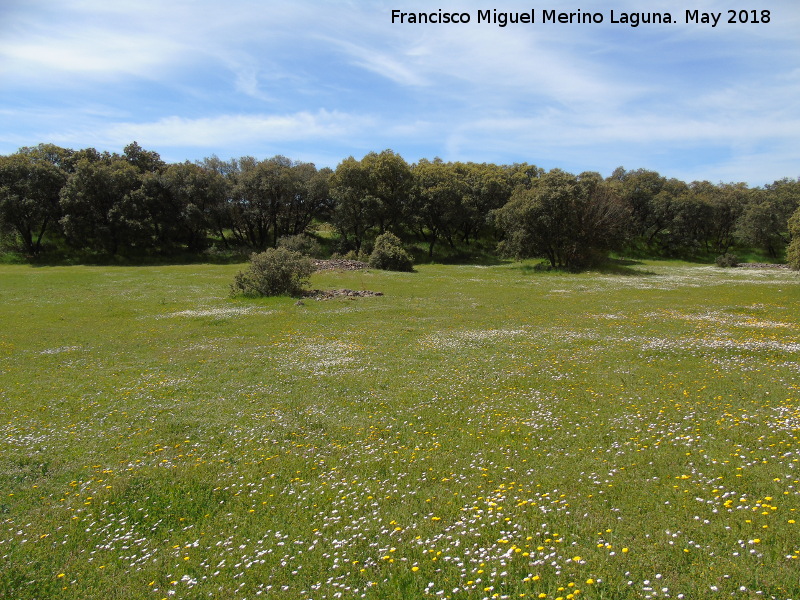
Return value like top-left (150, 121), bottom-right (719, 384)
top-left (1, 142), bottom-right (798, 269)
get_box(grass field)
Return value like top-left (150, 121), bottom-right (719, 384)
top-left (1, 260), bottom-right (799, 600)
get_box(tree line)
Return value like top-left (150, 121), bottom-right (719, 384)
top-left (1, 142), bottom-right (799, 268)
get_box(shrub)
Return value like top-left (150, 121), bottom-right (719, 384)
top-left (788, 240), bottom-right (800, 270)
top-left (368, 232), bottom-right (413, 272)
top-left (788, 207), bottom-right (800, 270)
top-left (332, 249), bottom-right (370, 262)
top-left (230, 248), bottom-right (314, 297)
top-left (276, 233), bottom-right (323, 258)
top-left (715, 253), bottom-right (739, 268)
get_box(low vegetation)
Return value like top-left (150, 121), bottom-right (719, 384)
top-left (787, 209), bottom-right (800, 270)
top-left (368, 231), bottom-right (414, 272)
top-left (1, 260), bottom-right (799, 599)
top-left (230, 248), bottom-right (314, 297)
top-left (715, 253), bottom-right (740, 268)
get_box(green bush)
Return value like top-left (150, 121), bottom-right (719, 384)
top-left (787, 241), bottom-right (800, 270)
top-left (331, 249), bottom-right (370, 262)
top-left (276, 234), bottom-right (323, 258)
top-left (787, 207), bottom-right (800, 270)
top-left (715, 253), bottom-right (739, 268)
top-left (231, 248), bottom-right (314, 297)
top-left (368, 232), bottom-right (413, 272)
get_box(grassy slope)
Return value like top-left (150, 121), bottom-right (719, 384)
top-left (1, 261), bottom-right (799, 599)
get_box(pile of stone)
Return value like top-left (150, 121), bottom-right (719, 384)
top-left (300, 289), bottom-right (383, 301)
top-left (736, 263), bottom-right (791, 269)
top-left (313, 259), bottom-right (369, 271)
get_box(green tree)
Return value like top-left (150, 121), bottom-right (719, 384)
top-left (738, 177), bottom-right (800, 259)
top-left (329, 150), bottom-right (412, 253)
top-left (735, 198), bottom-right (787, 258)
top-left (505, 163), bottom-right (544, 191)
top-left (655, 188), bottom-right (711, 253)
top-left (0, 150), bottom-right (68, 255)
top-left (123, 141), bottom-right (165, 174)
top-left (494, 169), bottom-right (629, 269)
top-left (229, 156), bottom-right (330, 250)
top-left (454, 162), bottom-right (511, 245)
top-left (140, 162), bottom-right (228, 252)
top-left (276, 162), bottom-right (332, 239)
top-left (362, 149), bottom-right (413, 233)
top-left (786, 205), bottom-right (800, 269)
top-left (59, 153), bottom-right (151, 255)
top-left (411, 159), bottom-right (464, 258)
top-left (705, 182), bottom-right (749, 255)
top-left (330, 156), bottom-right (378, 253)
top-left (763, 177), bottom-right (800, 223)
top-left (17, 143), bottom-right (78, 173)
top-left (608, 167), bottom-right (667, 245)
top-left (198, 155), bottom-right (239, 248)
top-left (574, 171), bottom-right (632, 260)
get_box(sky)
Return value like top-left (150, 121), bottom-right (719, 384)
top-left (1, 0), bottom-right (799, 186)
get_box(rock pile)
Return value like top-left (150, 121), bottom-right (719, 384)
top-left (306, 260), bottom-right (381, 300)
top-left (737, 263), bottom-right (791, 269)
top-left (313, 259), bottom-right (369, 271)
top-left (301, 289), bottom-right (384, 301)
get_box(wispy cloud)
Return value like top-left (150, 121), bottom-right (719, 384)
top-left (324, 37), bottom-right (430, 88)
top-left (86, 110), bottom-right (375, 147)
top-left (0, 0), bottom-right (798, 184)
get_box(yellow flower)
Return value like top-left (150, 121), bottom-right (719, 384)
top-left (586, 578), bottom-right (595, 584)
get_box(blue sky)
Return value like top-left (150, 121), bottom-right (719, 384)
top-left (1, 0), bottom-right (798, 186)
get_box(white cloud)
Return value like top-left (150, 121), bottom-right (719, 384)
top-left (1, 31), bottom-right (186, 80)
top-left (1, 0), bottom-right (798, 184)
top-left (93, 110), bottom-right (376, 148)
top-left (324, 37), bottom-right (430, 87)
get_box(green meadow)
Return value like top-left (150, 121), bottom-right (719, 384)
top-left (1, 261), bottom-right (799, 600)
